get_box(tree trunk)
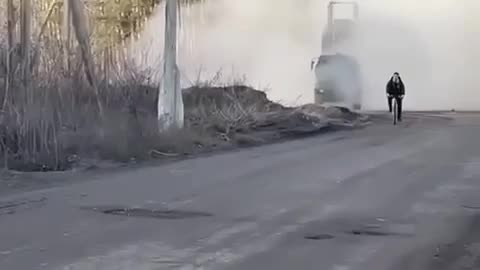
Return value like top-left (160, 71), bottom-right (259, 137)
top-left (20, 0), bottom-right (32, 93)
top-left (69, 0), bottom-right (104, 118)
top-left (63, 0), bottom-right (72, 74)
top-left (3, 0), bottom-right (16, 109)
top-left (158, 0), bottom-right (184, 131)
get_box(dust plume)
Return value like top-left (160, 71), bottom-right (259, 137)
top-left (135, 0), bottom-right (480, 110)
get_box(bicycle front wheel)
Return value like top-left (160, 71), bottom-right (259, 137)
top-left (393, 99), bottom-right (398, 125)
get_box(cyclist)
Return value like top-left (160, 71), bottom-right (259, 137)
top-left (386, 72), bottom-right (405, 122)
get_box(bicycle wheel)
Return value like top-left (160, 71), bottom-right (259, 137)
top-left (393, 99), bottom-right (398, 125)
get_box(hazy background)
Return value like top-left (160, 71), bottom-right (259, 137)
top-left (135, 0), bottom-right (479, 110)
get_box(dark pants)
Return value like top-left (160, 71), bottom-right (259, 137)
top-left (388, 95), bottom-right (403, 120)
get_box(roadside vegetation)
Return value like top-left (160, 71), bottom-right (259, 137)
top-left (0, 0), bottom-right (367, 173)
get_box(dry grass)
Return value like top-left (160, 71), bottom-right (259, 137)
top-left (0, 0), bottom-right (277, 172)
top-left (0, 38), bottom-right (276, 171)
top-left (0, 29), bottom-right (367, 173)
top-left (0, 53), bottom-right (366, 173)
top-left (0, 41), bottom-right (364, 173)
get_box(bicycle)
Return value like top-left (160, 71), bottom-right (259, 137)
top-left (392, 96), bottom-right (398, 125)
top-left (389, 95), bottom-right (403, 125)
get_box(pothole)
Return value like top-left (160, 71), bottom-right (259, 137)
top-left (348, 229), bottom-right (413, 237)
top-left (304, 234), bottom-right (335, 240)
top-left (350, 230), bottom-right (392, 236)
top-left (82, 206), bottom-right (213, 220)
top-left (462, 205), bottom-right (480, 210)
top-left (344, 219), bottom-right (414, 238)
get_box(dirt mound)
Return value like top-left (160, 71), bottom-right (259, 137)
top-left (183, 85), bottom-right (285, 112)
top-left (248, 110), bottom-right (331, 138)
top-left (123, 85), bottom-right (365, 128)
top-left (182, 85), bottom-right (286, 134)
top-left (181, 86), bottom-right (369, 147)
top-left (297, 104), bottom-right (368, 123)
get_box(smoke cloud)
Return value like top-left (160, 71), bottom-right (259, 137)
top-left (136, 0), bottom-right (480, 110)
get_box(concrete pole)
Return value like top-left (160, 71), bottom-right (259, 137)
top-left (158, 0), bottom-right (184, 130)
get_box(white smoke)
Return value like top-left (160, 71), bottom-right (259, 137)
top-left (136, 0), bottom-right (480, 110)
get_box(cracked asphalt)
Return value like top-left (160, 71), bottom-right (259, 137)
top-left (1, 112), bottom-right (480, 270)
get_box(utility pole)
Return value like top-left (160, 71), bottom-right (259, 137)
top-left (158, 0), bottom-right (184, 131)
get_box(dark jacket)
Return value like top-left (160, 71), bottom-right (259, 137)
top-left (386, 77), bottom-right (405, 96)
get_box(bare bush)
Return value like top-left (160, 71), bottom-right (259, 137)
top-left (0, 1), bottom-right (361, 173)
top-left (0, 47), bottom-right (275, 171)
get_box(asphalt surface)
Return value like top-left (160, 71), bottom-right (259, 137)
top-left (2, 112), bottom-right (480, 270)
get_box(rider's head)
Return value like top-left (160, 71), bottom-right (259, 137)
top-left (392, 72), bottom-right (400, 82)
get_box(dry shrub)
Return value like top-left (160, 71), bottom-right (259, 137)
top-left (183, 85), bottom-right (284, 134)
top-left (1, 31), bottom-right (351, 173)
top-left (0, 54), bottom-right (273, 172)
top-left (0, 0), bottom-right (302, 172)
top-left (0, 80), bottom-right (175, 170)
top-left (0, 22), bottom-right (287, 172)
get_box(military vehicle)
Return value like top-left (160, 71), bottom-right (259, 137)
top-left (311, 1), bottom-right (362, 110)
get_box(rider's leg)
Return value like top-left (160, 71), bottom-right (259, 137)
top-left (387, 96), bottom-right (393, 112)
top-left (396, 96), bottom-right (403, 121)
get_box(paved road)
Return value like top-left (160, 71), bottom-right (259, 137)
top-left (1, 112), bottom-right (480, 270)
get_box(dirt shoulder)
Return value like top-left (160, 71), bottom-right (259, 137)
top-left (0, 85), bottom-right (370, 196)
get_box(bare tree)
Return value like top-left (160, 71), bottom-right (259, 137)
top-left (158, 0), bottom-right (184, 131)
top-left (20, 0), bottom-right (32, 93)
top-left (69, 0), bottom-right (104, 118)
top-left (3, 0), bottom-right (17, 110)
top-left (63, 0), bottom-right (73, 73)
